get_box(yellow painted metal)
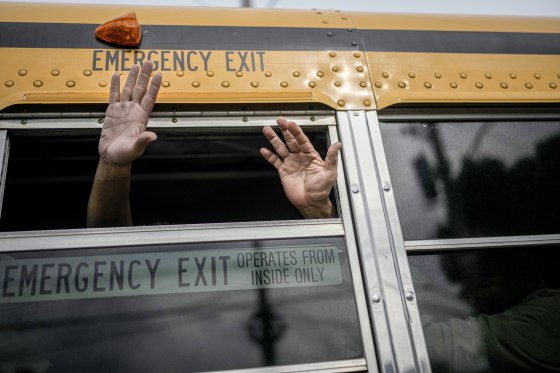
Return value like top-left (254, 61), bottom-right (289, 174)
top-left (1, 3), bottom-right (559, 111)
top-left (368, 52), bottom-right (560, 109)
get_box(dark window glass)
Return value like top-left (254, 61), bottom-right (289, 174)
top-left (380, 120), bottom-right (560, 240)
top-left (0, 237), bottom-right (362, 372)
top-left (409, 247), bottom-right (560, 373)
top-left (0, 129), bottom-right (331, 231)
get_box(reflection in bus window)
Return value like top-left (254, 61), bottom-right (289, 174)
top-left (0, 237), bottom-right (362, 372)
top-left (380, 121), bottom-right (560, 240)
top-left (0, 130), bottom-right (332, 232)
top-left (409, 247), bottom-right (560, 372)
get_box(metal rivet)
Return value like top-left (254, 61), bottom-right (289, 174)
top-left (176, 71), bottom-right (184, 77)
top-left (352, 186), bottom-right (359, 193)
top-left (293, 71), bottom-right (301, 77)
top-left (475, 82), bottom-right (483, 89)
top-left (310, 116), bottom-right (316, 121)
top-left (356, 66), bottom-right (364, 73)
top-left (460, 73), bottom-right (467, 79)
top-left (206, 71), bottom-right (214, 77)
top-left (162, 81), bottom-right (170, 88)
top-left (66, 80), bottom-right (75, 87)
top-left (317, 71), bottom-right (324, 78)
top-left (33, 80), bottom-right (43, 87)
top-left (98, 118), bottom-right (104, 124)
top-left (332, 66), bottom-right (339, 72)
top-left (550, 83), bottom-right (557, 89)
top-left (383, 183), bottom-right (391, 192)
top-left (242, 117), bottom-right (249, 122)
top-left (406, 291), bottom-right (415, 301)
top-left (510, 73), bottom-right (517, 79)
top-left (334, 81), bottom-right (342, 87)
top-left (18, 69), bottom-right (27, 76)
top-left (251, 81), bottom-right (259, 88)
top-left (327, 32), bottom-right (333, 37)
top-left (434, 72), bottom-right (442, 79)
top-left (192, 81), bottom-right (200, 88)
top-left (408, 72), bottom-right (416, 78)
top-left (222, 81), bottom-right (230, 88)
top-left (450, 82), bottom-right (458, 88)
top-left (398, 81), bottom-right (407, 88)
top-left (5, 80), bottom-right (14, 87)
top-left (360, 81), bottom-right (367, 88)
top-left (329, 51), bottom-right (336, 57)
top-left (534, 73), bottom-right (541, 79)
top-left (337, 100), bottom-right (346, 106)
top-left (353, 112), bottom-right (359, 116)
top-left (354, 52), bottom-right (361, 58)
top-left (172, 118), bottom-right (178, 123)
top-left (371, 293), bottom-right (381, 303)
top-left (424, 82), bottom-right (432, 89)
top-left (236, 71), bottom-right (243, 77)
top-left (83, 70), bottom-right (92, 77)
top-left (525, 82), bottom-right (533, 89)
top-left (500, 82), bottom-right (508, 89)
top-left (51, 69), bottom-right (60, 76)
top-left (351, 41), bottom-right (358, 46)
top-left (21, 119), bottom-right (28, 125)
top-left (316, 11), bottom-right (322, 14)
top-left (382, 72), bottom-right (390, 78)
top-left (308, 81), bottom-right (316, 88)
top-left (363, 99), bottom-right (371, 106)
top-left (99, 81), bottom-right (107, 87)
top-left (280, 81), bottom-right (288, 88)
top-left (374, 82), bottom-right (382, 88)
top-left (485, 73), bottom-right (492, 79)
top-left (264, 71), bottom-right (272, 77)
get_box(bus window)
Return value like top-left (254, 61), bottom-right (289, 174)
top-left (0, 127), bottom-right (333, 232)
top-left (379, 120), bottom-right (560, 240)
top-left (408, 246), bottom-right (560, 372)
top-left (0, 236), bottom-right (362, 373)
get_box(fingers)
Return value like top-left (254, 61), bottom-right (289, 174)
top-left (120, 64), bottom-right (140, 102)
top-left (260, 148), bottom-right (283, 170)
top-left (277, 117), bottom-right (300, 153)
top-left (140, 71), bottom-right (162, 113)
top-left (285, 120), bottom-right (315, 154)
top-left (325, 142), bottom-right (342, 173)
top-left (109, 73), bottom-right (120, 104)
top-left (262, 126), bottom-right (290, 159)
top-left (131, 61), bottom-right (154, 103)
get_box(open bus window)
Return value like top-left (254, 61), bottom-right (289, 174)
top-left (0, 128), bottom-right (333, 232)
top-left (0, 236), bottom-right (362, 372)
top-left (408, 246), bottom-right (560, 373)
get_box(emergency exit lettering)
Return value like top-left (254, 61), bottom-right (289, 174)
top-left (92, 49), bottom-right (267, 72)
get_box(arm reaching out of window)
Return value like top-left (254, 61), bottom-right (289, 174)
top-left (87, 61), bottom-right (162, 227)
top-left (261, 117), bottom-right (342, 219)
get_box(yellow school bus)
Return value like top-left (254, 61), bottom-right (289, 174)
top-left (1, 3), bottom-right (559, 373)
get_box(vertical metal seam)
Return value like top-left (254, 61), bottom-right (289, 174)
top-left (0, 131), bottom-right (9, 220)
top-left (328, 124), bottom-right (379, 373)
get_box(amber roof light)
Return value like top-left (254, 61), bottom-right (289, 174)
top-left (95, 12), bottom-right (141, 47)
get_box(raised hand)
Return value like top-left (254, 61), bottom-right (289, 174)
top-left (100, 61), bottom-right (162, 167)
top-left (261, 117), bottom-right (341, 219)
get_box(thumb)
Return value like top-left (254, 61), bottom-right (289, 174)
top-left (130, 131), bottom-right (157, 158)
top-left (325, 142), bottom-right (342, 173)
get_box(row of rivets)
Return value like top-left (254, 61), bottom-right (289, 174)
top-left (381, 72), bottom-right (555, 80)
top-left (383, 81), bottom-right (557, 89)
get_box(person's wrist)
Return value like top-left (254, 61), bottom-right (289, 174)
top-left (97, 158), bottom-right (131, 179)
top-left (297, 199), bottom-right (336, 219)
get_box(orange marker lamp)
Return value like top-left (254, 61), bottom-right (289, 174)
top-left (95, 12), bottom-right (141, 47)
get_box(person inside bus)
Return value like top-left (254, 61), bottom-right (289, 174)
top-left (87, 61), bottom-right (341, 227)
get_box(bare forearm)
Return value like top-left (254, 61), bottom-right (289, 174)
top-left (87, 161), bottom-right (133, 228)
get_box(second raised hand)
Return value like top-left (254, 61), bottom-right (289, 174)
top-left (260, 117), bottom-right (342, 219)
